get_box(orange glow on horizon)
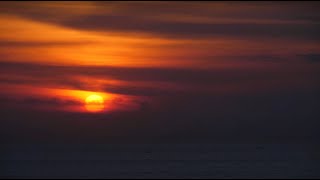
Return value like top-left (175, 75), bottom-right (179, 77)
top-left (0, 84), bottom-right (144, 113)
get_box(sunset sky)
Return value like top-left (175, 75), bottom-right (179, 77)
top-left (0, 1), bottom-right (319, 144)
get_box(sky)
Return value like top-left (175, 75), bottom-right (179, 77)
top-left (0, 1), bottom-right (319, 144)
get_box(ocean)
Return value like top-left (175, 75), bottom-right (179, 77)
top-left (1, 144), bottom-right (319, 178)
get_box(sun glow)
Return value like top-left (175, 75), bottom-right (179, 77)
top-left (0, 84), bottom-right (144, 113)
top-left (85, 94), bottom-right (105, 113)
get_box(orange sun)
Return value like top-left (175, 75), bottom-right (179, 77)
top-left (85, 94), bottom-right (105, 113)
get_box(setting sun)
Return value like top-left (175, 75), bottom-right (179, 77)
top-left (85, 94), bottom-right (105, 113)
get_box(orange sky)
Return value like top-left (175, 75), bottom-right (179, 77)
top-left (0, 1), bottom-right (319, 113)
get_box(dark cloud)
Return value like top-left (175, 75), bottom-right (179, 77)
top-left (0, 61), bottom-right (319, 97)
top-left (0, 40), bottom-right (93, 47)
top-left (297, 53), bottom-right (320, 63)
top-left (0, 96), bottom-right (81, 106)
top-left (58, 14), bottom-right (320, 40)
top-left (101, 1), bottom-right (320, 22)
top-left (22, 97), bottom-right (81, 106)
top-left (2, 2), bottom-right (320, 23)
top-left (0, 61), bottom-right (298, 84)
top-left (1, 2), bottom-right (319, 40)
top-left (104, 85), bottom-right (184, 97)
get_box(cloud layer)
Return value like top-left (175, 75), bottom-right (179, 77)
top-left (0, 2), bottom-right (319, 143)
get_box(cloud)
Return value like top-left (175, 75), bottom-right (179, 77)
top-left (0, 96), bottom-right (81, 107)
top-left (1, 2), bottom-right (319, 40)
top-left (0, 61), bottom-right (270, 87)
top-left (22, 97), bottom-right (81, 106)
top-left (104, 85), bottom-right (183, 97)
top-left (0, 40), bottom-right (93, 47)
top-left (297, 53), bottom-right (320, 63)
top-left (58, 14), bottom-right (320, 40)
top-left (0, 61), bottom-right (319, 98)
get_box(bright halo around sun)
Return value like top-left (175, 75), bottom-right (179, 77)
top-left (85, 94), bottom-right (105, 113)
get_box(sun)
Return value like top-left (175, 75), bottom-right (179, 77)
top-left (85, 94), bottom-right (105, 113)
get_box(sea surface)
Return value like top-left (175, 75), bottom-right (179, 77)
top-left (1, 144), bottom-right (319, 178)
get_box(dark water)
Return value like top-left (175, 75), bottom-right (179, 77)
top-left (1, 144), bottom-right (319, 178)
